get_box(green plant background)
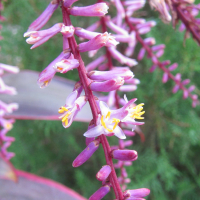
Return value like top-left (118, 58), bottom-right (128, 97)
top-left (1, 0), bottom-right (200, 199)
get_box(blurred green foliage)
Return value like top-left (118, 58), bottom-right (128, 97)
top-left (1, 0), bottom-right (200, 199)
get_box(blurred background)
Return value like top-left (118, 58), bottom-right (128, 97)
top-left (1, 0), bottom-right (200, 199)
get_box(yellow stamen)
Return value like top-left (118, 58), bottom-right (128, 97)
top-left (106, 111), bottom-right (111, 119)
top-left (130, 104), bottom-right (145, 119)
top-left (112, 118), bottom-right (120, 130)
top-left (101, 113), bottom-right (120, 133)
top-left (61, 112), bottom-right (71, 122)
top-left (58, 106), bottom-right (68, 114)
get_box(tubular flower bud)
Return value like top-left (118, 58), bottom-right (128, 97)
top-left (72, 140), bottom-right (99, 167)
top-left (108, 47), bottom-right (138, 67)
top-left (88, 67), bottom-right (133, 81)
top-left (111, 149), bottom-right (138, 161)
top-left (90, 77), bottom-right (124, 92)
top-left (89, 185), bottom-right (110, 200)
top-left (123, 188), bottom-right (150, 198)
top-left (75, 27), bottom-right (100, 40)
top-left (69, 3), bottom-right (109, 17)
top-left (0, 63), bottom-right (19, 74)
top-left (38, 51), bottom-right (71, 88)
top-left (27, 0), bottom-right (59, 32)
top-left (78, 32), bottom-right (119, 52)
top-left (96, 165), bottom-right (112, 181)
top-left (54, 58), bottom-right (79, 73)
top-left (24, 23), bottom-right (63, 49)
top-left (58, 91), bottom-right (87, 128)
top-left (84, 101), bottom-right (126, 139)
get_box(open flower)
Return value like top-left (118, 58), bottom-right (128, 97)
top-left (84, 101), bottom-right (126, 139)
top-left (58, 90), bottom-right (87, 128)
top-left (121, 95), bottom-right (145, 131)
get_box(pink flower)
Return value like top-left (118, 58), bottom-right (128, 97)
top-left (58, 91), bottom-right (87, 128)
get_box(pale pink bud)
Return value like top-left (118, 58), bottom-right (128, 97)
top-left (54, 58), bottom-right (79, 73)
top-left (183, 90), bottom-right (189, 99)
top-left (63, 0), bottom-right (78, 7)
top-left (108, 47), bottom-right (138, 67)
top-left (152, 56), bottom-right (158, 64)
top-left (138, 27), bottom-right (151, 34)
top-left (124, 188), bottom-right (150, 198)
top-left (124, 0), bottom-right (146, 7)
top-left (88, 68), bottom-right (133, 81)
top-left (27, 1), bottom-right (59, 32)
top-left (111, 149), bottom-right (138, 161)
top-left (172, 85), bottom-right (179, 93)
top-left (78, 32), bottom-right (118, 52)
top-left (144, 37), bottom-right (156, 45)
top-left (122, 168), bottom-right (128, 177)
top-left (72, 140), bottom-right (99, 167)
top-left (118, 85), bottom-right (137, 92)
top-left (175, 73), bottom-right (181, 81)
top-left (86, 55), bottom-right (106, 71)
top-left (0, 63), bottom-right (19, 74)
top-left (162, 72), bottom-right (168, 83)
top-left (152, 44), bottom-right (165, 51)
top-left (161, 60), bottom-right (170, 66)
top-left (89, 185), bottom-right (110, 200)
top-left (128, 17), bottom-right (146, 24)
top-left (182, 79), bottom-right (190, 85)
top-left (126, 3), bottom-right (145, 13)
top-left (90, 77), bottom-right (124, 92)
top-left (156, 49), bottom-right (164, 57)
top-left (188, 85), bottom-right (195, 92)
top-left (105, 17), bottom-right (128, 35)
top-left (125, 78), bottom-right (140, 85)
top-left (96, 165), bottom-right (111, 181)
top-left (69, 3), bottom-right (109, 17)
top-left (114, 0), bottom-right (125, 18)
top-left (124, 130), bottom-right (136, 136)
top-left (149, 64), bottom-right (157, 72)
top-left (113, 34), bottom-right (135, 43)
top-left (124, 140), bottom-right (133, 147)
top-left (124, 161), bottom-right (132, 166)
top-left (75, 27), bottom-right (100, 40)
top-left (168, 63), bottom-right (178, 71)
top-left (137, 48), bottom-right (146, 60)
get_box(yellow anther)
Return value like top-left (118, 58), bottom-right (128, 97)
top-left (58, 106), bottom-right (68, 114)
top-left (112, 118), bottom-right (120, 130)
top-left (44, 80), bottom-right (49, 86)
top-left (106, 111), bottom-right (111, 119)
top-left (131, 104), bottom-right (145, 119)
top-left (61, 112), bottom-right (71, 122)
top-left (101, 115), bottom-right (120, 133)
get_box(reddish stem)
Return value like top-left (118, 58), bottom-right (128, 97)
top-left (125, 16), bottom-right (194, 101)
top-left (61, 4), bottom-right (124, 200)
top-left (173, 2), bottom-right (200, 45)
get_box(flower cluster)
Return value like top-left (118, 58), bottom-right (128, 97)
top-left (0, 2), bottom-right (19, 160)
top-left (24, 0), bottom-right (199, 199)
top-left (0, 63), bottom-right (19, 160)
